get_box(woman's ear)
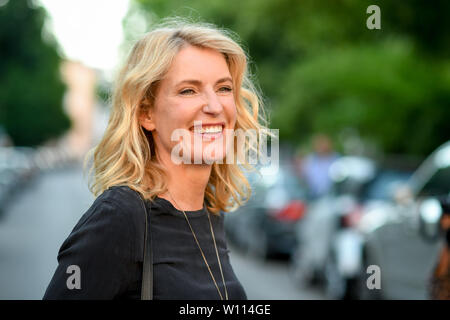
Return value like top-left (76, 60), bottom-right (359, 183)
top-left (139, 109), bottom-right (156, 131)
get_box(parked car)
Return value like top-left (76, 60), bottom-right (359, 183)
top-left (0, 146), bottom-right (36, 210)
top-left (289, 156), bottom-right (377, 288)
top-left (324, 168), bottom-right (412, 299)
top-left (355, 141), bottom-right (450, 299)
top-left (224, 162), bottom-right (308, 259)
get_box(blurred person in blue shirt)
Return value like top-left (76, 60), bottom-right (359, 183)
top-left (300, 134), bottom-right (339, 199)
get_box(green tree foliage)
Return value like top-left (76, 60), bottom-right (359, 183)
top-left (125, 0), bottom-right (450, 156)
top-left (275, 40), bottom-right (450, 155)
top-left (0, 0), bottom-right (70, 146)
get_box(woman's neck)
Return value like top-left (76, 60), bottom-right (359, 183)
top-left (157, 152), bottom-right (212, 211)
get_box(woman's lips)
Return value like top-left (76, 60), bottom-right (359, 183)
top-left (191, 130), bottom-right (223, 141)
top-left (189, 123), bottom-right (225, 141)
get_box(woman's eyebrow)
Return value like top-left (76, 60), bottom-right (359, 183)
top-left (175, 77), bottom-right (233, 87)
top-left (216, 77), bottom-right (233, 84)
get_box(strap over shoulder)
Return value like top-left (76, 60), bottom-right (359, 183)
top-left (137, 190), bottom-right (154, 300)
top-left (104, 186), bottom-right (153, 300)
top-left (107, 185), bottom-right (153, 300)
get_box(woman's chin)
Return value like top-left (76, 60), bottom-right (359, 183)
top-left (169, 135), bottom-right (234, 165)
top-left (191, 148), bottom-right (228, 164)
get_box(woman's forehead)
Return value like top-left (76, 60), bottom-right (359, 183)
top-left (164, 45), bottom-right (232, 84)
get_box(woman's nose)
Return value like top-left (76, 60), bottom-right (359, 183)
top-left (202, 91), bottom-right (223, 114)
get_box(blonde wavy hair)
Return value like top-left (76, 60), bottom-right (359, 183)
top-left (85, 18), bottom-right (271, 214)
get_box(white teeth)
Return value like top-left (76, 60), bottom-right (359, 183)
top-left (194, 125), bottom-right (223, 134)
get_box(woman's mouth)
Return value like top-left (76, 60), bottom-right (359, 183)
top-left (190, 124), bottom-right (224, 141)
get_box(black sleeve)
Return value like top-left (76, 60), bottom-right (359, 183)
top-left (43, 199), bottom-right (136, 300)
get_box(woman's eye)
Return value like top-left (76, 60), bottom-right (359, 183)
top-left (218, 86), bottom-right (232, 93)
top-left (180, 88), bottom-right (195, 95)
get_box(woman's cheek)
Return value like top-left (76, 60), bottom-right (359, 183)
top-left (226, 99), bottom-right (237, 126)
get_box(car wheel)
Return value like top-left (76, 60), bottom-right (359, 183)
top-left (324, 253), bottom-right (347, 300)
top-left (246, 227), bottom-right (269, 260)
top-left (355, 249), bottom-right (383, 300)
top-left (289, 248), bottom-right (315, 288)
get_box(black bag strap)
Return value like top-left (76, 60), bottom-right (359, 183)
top-left (138, 194), bottom-right (153, 300)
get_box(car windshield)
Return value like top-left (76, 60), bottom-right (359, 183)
top-left (418, 166), bottom-right (450, 197)
top-left (283, 170), bottom-right (306, 198)
top-left (362, 170), bottom-right (411, 201)
top-left (248, 165), bottom-right (306, 203)
top-left (331, 170), bottom-right (411, 202)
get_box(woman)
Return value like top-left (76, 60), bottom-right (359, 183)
top-left (429, 196), bottom-right (450, 300)
top-left (43, 19), bottom-right (270, 300)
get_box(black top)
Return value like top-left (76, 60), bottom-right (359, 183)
top-left (43, 186), bottom-right (247, 300)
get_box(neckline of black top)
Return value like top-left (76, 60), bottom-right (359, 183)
top-left (148, 196), bottom-right (208, 218)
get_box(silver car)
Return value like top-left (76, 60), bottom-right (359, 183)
top-left (355, 141), bottom-right (450, 299)
top-left (289, 156), bottom-right (377, 289)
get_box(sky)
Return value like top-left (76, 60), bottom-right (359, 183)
top-left (38, 0), bottom-right (130, 77)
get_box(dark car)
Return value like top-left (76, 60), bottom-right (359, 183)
top-left (0, 146), bottom-right (36, 210)
top-left (224, 163), bottom-right (308, 259)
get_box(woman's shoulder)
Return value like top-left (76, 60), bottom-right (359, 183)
top-left (96, 185), bottom-right (143, 206)
top-left (70, 185), bottom-right (147, 260)
top-left (95, 185), bottom-right (146, 225)
top-left (44, 186), bottom-right (147, 299)
top-left (85, 186), bottom-right (145, 225)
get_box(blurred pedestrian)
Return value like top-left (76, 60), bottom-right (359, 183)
top-left (428, 195), bottom-right (450, 300)
top-left (43, 19), bottom-right (269, 300)
top-left (300, 134), bottom-right (339, 199)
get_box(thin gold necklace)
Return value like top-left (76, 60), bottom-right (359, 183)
top-left (167, 191), bottom-right (228, 300)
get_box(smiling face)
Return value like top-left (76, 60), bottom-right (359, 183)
top-left (140, 45), bottom-right (237, 165)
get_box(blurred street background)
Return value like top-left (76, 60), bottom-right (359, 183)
top-left (0, 0), bottom-right (449, 299)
